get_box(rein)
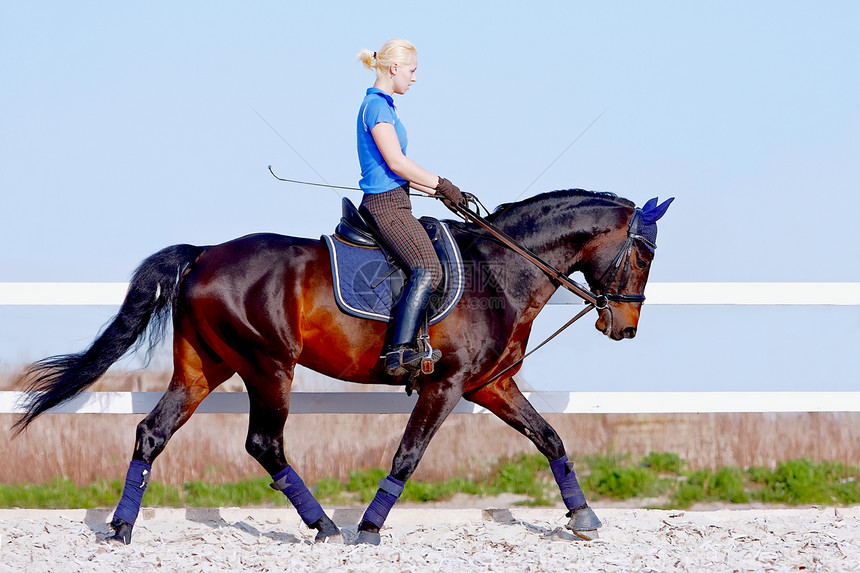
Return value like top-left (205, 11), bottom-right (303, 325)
top-left (268, 168), bottom-right (651, 383)
top-left (446, 199), bottom-right (646, 309)
top-left (445, 198), bottom-right (650, 385)
top-left (266, 167), bottom-right (638, 308)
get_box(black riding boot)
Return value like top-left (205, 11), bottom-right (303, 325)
top-left (384, 268), bottom-right (441, 376)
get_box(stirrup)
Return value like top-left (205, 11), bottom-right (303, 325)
top-left (384, 345), bottom-right (441, 377)
top-left (416, 332), bottom-right (441, 374)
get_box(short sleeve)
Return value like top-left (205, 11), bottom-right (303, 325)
top-left (362, 97), bottom-right (396, 132)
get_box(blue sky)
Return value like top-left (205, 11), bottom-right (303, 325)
top-left (1, 2), bottom-right (858, 391)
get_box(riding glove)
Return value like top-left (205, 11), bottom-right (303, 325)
top-left (435, 177), bottom-right (465, 208)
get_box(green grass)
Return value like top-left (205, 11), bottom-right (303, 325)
top-left (1, 453), bottom-right (857, 510)
top-left (484, 453), bottom-right (556, 505)
top-left (748, 459), bottom-right (860, 506)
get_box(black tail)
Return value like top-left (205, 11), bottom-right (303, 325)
top-left (12, 244), bottom-right (204, 435)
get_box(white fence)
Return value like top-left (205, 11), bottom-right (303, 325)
top-left (2, 282), bottom-right (860, 306)
top-left (2, 390), bottom-right (859, 415)
top-left (2, 282), bottom-right (859, 415)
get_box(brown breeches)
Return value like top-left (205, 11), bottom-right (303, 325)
top-left (359, 185), bottom-right (443, 289)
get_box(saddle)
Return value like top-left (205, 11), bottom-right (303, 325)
top-left (321, 198), bottom-right (464, 324)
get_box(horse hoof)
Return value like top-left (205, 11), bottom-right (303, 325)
top-left (312, 515), bottom-right (342, 543)
top-left (570, 528), bottom-right (600, 541)
top-left (565, 506), bottom-right (602, 541)
top-left (315, 532), bottom-right (343, 544)
top-left (354, 530), bottom-right (381, 545)
top-left (106, 518), bottom-right (133, 545)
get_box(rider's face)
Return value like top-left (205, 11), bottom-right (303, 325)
top-left (391, 55), bottom-right (417, 95)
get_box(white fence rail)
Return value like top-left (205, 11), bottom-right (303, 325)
top-left (1, 282), bottom-right (860, 306)
top-left (2, 391), bottom-right (859, 415)
top-left (2, 282), bottom-right (859, 414)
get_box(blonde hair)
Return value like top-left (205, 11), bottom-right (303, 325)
top-left (357, 38), bottom-right (417, 78)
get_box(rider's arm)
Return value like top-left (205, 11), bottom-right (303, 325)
top-left (371, 122), bottom-right (439, 195)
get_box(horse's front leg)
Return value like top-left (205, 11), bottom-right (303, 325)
top-left (464, 376), bottom-right (602, 540)
top-left (355, 381), bottom-right (462, 545)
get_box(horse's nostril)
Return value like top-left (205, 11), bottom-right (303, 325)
top-left (621, 327), bottom-right (637, 339)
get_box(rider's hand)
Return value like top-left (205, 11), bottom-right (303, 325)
top-left (435, 177), bottom-right (465, 208)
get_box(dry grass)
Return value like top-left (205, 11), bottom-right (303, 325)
top-left (3, 368), bottom-right (859, 487)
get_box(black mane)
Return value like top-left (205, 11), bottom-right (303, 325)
top-left (487, 189), bottom-right (634, 222)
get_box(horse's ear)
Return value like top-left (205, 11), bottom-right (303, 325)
top-left (640, 197), bottom-right (674, 225)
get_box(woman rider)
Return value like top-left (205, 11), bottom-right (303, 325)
top-left (356, 38), bottom-right (464, 377)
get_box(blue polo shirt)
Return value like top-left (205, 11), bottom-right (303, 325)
top-left (357, 88), bottom-right (408, 194)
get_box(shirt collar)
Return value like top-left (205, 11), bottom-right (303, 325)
top-left (366, 87), bottom-right (394, 106)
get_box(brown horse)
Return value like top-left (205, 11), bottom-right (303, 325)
top-left (14, 189), bottom-right (672, 545)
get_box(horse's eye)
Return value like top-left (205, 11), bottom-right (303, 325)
top-left (636, 258), bottom-right (648, 269)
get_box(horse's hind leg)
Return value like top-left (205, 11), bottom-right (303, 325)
top-left (464, 377), bottom-right (602, 540)
top-left (242, 367), bottom-right (341, 543)
top-left (108, 332), bottom-right (233, 544)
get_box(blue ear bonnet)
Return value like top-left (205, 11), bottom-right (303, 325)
top-left (632, 197), bottom-right (674, 252)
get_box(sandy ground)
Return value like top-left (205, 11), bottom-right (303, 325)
top-left (1, 506), bottom-right (858, 572)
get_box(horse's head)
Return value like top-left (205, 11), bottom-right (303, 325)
top-left (579, 196), bottom-right (674, 340)
top-left (484, 190), bottom-right (673, 340)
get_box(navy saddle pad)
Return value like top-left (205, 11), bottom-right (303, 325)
top-left (322, 198), bottom-right (465, 324)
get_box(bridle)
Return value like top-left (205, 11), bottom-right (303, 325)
top-left (446, 198), bottom-right (655, 384)
top-left (594, 208), bottom-right (654, 306)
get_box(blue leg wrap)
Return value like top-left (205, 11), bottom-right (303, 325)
top-left (361, 475), bottom-right (405, 528)
top-left (270, 466), bottom-right (324, 526)
top-left (550, 455), bottom-right (586, 511)
top-left (113, 459), bottom-right (152, 526)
